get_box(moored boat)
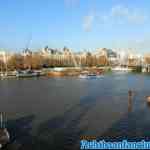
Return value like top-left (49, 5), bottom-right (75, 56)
top-left (111, 67), bottom-right (132, 72)
top-left (79, 73), bottom-right (102, 79)
top-left (16, 70), bottom-right (38, 78)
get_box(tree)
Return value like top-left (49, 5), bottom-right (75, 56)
top-left (7, 54), bottom-right (24, 70)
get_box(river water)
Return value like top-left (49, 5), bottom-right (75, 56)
top-left (1, 73), bottom-right (150, 149)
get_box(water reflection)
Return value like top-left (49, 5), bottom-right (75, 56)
top-left (36, 93), bottom-right (100, 150)
top-left (0, 74), bottom-right (150, 149)
top-left (99, 106), bottom-right (150, 141)
top-left (4, 115), bottom-right (35, 150)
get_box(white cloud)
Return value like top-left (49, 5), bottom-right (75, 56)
top-left (129, 38), bottom-right (150, 50)
top-left (127, 12), bottom-right (148, 24)
top-left (112, 37), bottom-right (150, 53)
top-left (103, 5), bottom-right (148, 25)
top-left (83, 5), bottom-right (148, 31)
top-left (111, 5), bottom-right (129, 17)
top-left (83, 14), bottom-right (95, 32)
top-left (64, 0), bottom-right (79, 7)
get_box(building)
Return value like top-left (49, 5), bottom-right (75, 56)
top-left (128, 52), bottom-right (142, 66)
top-left (117, 50), bottom-right (129, 66)
top-left (96, 48), bottom-right (118, 66)
top-left (0, 51), bottom-right (6, 62)
top-left (0, 50), bottom-right (11, 63)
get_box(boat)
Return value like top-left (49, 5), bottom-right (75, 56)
top-left (7, 70), bottom-right (18, 77)
top-left (111, 67), bottom-right (132, 72)
top-left (0, 113), bottom-right (10, 148)
top-left (16, 70), bottom-right (38, 78)
top-left (79, 73), bottom-right (102, 79)
top-left (0, 73), bottom-right (9, 80)
top-left (0, 73), bottom-right (5, 78)
top-left (79, 74), bottom-right (88, 79)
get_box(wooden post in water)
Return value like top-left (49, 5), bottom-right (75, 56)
top-left (128, 90), bottom-right (133, 112)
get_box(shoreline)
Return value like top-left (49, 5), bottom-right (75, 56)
top-left (0, 66), bottom-right (148, 79)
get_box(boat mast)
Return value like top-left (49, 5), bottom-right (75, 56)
top-left (5, 53), bottom-right (8, 76)
top-left (0, 60), bottom-right (2, 76)
top-left (2, 52), bottom-right (7, 76)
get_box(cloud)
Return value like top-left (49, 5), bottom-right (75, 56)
top-left (112, 37), bottom-right (150, 53)
top-left (83, 5), bottom-right (148, 31)
top-left (110, 5), bottom-right (148, 24)
top-left (83, 13), bottom-right (95, 32)
top-left (64, 0), bottom-right (79, 7)
top-left (101, 5), bottom-right (148, 25)
top-left (129, 38), bottom-right (150, 50)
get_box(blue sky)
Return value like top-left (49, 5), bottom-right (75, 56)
top-left (0, 0), bottom-right (150, 53)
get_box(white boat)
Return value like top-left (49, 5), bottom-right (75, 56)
top-left (79, 74), bottom-right (88, 79)
top-left (53, 67), bottom-right (65, 72)
top-left (0, 73), bottom-right (5, 78)
top-left (16, 70), bottom-right (38, 78)
top-left (0, 73), bottom-right (8, 79)
top-left (111, 67), bottom-right (132, 72)
top-left (79, 73), bottom-right (102, 79)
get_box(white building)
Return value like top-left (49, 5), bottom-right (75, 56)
top-left (0, 50), bottom-right (7, 63)
top-left (117, 50), bottom-right (129, 66)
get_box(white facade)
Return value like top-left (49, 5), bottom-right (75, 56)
top-left (117, 50), bottom-right (128, 65)
top-left (0, 51), bottom-right (7, 63)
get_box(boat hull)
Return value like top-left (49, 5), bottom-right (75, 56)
top-left (16, 73), bottom-right (38, 78)
top-left (79, 74), bottom-right (102, 79)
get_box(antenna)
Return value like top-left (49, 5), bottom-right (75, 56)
top-left (23, 33), bottom-right (32, 69)
top-left (25, 33), bottom-right (32, 51)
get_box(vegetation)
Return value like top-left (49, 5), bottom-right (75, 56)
top-left (132, 66), bottom-right (142, 73)
top-left (0, 52), bottom-right (110, 71)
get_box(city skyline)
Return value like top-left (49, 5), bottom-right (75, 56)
top-left (0, 0), bottom-right (150, 53)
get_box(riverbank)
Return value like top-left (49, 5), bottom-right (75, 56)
top-left (0, 67), bottom-right (107, 79)
top-left (0, 66), bottom-right (147, 79)
top-left (47, 67), bottom-right (105, 77)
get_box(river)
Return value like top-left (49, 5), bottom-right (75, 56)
top-left (1, 73), bottom-right (150, 149)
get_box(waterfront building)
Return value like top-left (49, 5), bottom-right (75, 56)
top-left (128, 52), bottom-right (142, 67)
top-left (117, 50), bottom-right (129, 66)
top-left (0, 51), bottom-right (6, 62)
top-left (144, 54), bottom-right (150, 64)
top-left (142, 54), bottom-right (150, 72)
top-left (22, 48), bottom-right (32, 57)
top-left (0, 50), bottom-right (12, 64)
top-left (106, 49), bottom-right (118, 66)
top-left (96, 48), bottom-right (117, 66)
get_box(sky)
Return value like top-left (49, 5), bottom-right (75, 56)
top-left (0, 0), bottom-right (150, 53)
